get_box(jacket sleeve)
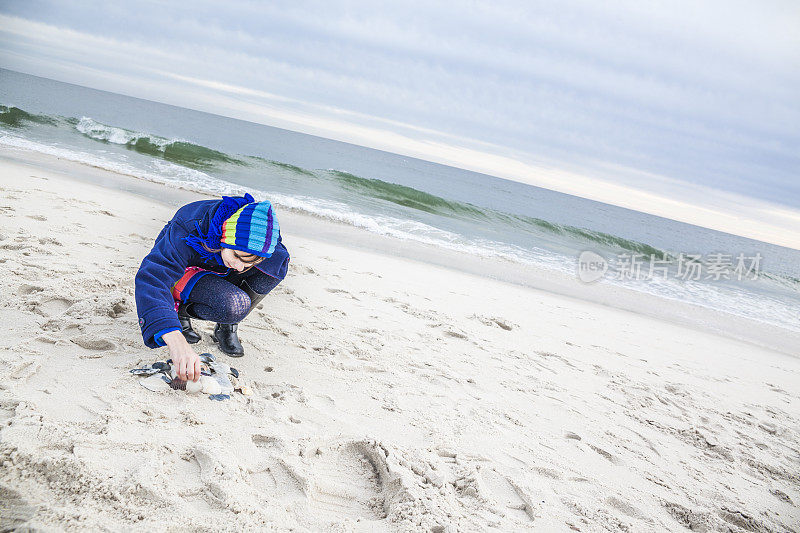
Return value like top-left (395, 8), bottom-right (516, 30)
top-left (254, 236), bottom-right (290, 280)
top-left (135, 220), bottom-right (194, 348)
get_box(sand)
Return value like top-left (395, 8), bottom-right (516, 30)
top-left (0, 152), bottom-right (798, 532)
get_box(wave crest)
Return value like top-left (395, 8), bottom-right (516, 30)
top-left (0, 105), bottom-right (673, 262)
top-left (0, 105), bottom-right (57, 128)
top-left (327, 169), bottom-right (666, 257)
top-left (75, 117), bottom-right (243, 170)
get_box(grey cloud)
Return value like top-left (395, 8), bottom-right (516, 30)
top-left (0, 0), bottom-right (798, 205)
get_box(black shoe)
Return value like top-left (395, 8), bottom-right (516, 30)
top-left (210, 280), bottom-right (269, 357)
top-left (212, 323), bottom-right (244, 357)
top-left (178, 305), bottom-right (201, 344)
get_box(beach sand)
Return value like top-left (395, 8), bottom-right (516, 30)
top-left (0, 153), bottom-right (798, 532)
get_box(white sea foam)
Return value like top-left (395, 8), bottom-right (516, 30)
top-left (603, 266), bottom-right (800, 332)
top-left (3, 131), bottom-right (798, 333)
top-left (0, 131), bottom-right (571, 273)
top-left (75, 117), bottom-right (139, 145)
top-left (265, 190), bottom-right (574, 271)
top-left (75, 117), bottom-right (177, 148)
top-left (0, 133), bottom-right (240, 196)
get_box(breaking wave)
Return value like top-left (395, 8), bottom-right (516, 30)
top-left (0, 105), bottom-right (57, 128)
top-left (0, 103), bottom-right (744, 263)
top-left (74, 117), bottom-right (243, 170)
top-left (326, 170), bottom-right (667, 257)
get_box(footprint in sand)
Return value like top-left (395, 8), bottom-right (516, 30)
top-left (37, 237), bottom-right (63, 247)
top-left (533, 466), bottom-right (561, 480)
top-left (71, 334), bottom-right (116, 351)
top-left (184, 448), bottom-right (240, 509)
top-left (0, 400), bottom-right (20, 425)
top-left (471, 314), bottom-right (516, 331)
top-left (0, 486), bottom-right (36, 530)
top-left (248, 434), bottom-right (310, 505)
top-left (717, 507), bottom-right (772, 532)
top-left (606, 496), bottom-right (647, 521)
top-left (107, 299), bottom-right (130, 318)
top-left (250, 439), bottom-right (387, 522)
top-left (251, 434), bottom-right (283, 449)
top-left (36, 298), bottom-right (74, 317)
top-left (9, 360), bottom-right (41, 382)
top-left (325, 288), bottom-right (360, 300)
top-left (16, 283), bottom-right (44, 296)
top-left (770, 489), bottom-right (792, 504)
top-left (476, 467), bottom-right (537, 522)
top-left (172, 454), bottom-right (213, 513)
top-left (0, 242), bottom-right (29, 251)
top-left (588, 444), bottom-right (618, 464)
top-left (301, 441), bottom-right (386, 520)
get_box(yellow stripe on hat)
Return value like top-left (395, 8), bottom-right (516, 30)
top-left (221, 205), bottom-right (246, 246)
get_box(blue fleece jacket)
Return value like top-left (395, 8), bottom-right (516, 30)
top-left (134, 195), bottom-right (290, 348)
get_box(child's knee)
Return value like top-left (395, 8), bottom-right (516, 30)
top-left (227, 291), bottom-right (252, 322)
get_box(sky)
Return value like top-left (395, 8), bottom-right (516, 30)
top-left (0, 0), bottom-right (799, 245)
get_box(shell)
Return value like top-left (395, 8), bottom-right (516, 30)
top-left (200, 376), bottom-right (222, 395)
top-left (185, 379), bottom-right (203, 393)
top-left (240, 386), bottom-right (253, 396)
top-left (139, 374), bottom-right (171, 392)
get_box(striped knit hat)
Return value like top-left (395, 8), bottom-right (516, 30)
top-left (220, 201), bottom-right (280, 257)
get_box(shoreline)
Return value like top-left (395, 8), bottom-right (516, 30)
top-left (3, 67), bottom-right (798, 251)
top-left (2, 145), bottom-right (798, 357)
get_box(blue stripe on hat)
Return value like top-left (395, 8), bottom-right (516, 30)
top-left (247, 202), bottom-right (273, 253)
top-left (234, 204), bottom-right (256, 249)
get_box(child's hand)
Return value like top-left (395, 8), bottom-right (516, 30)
top-left (161, 330), bottom-right (201, 381)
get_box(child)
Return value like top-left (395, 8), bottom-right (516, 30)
top-left (135, 193), bottom-right (289, 382)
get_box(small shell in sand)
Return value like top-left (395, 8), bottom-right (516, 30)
top-left (200, 376), bottom-right (222, 395)
top-left (185, 378), bottom-right (203, 393)
top-left (170, 368), bottom-right (220, 394)
top-left (179, 376), bottom-right (221, 395)
top-left (240, 386), bottom-right (253, 396)
top-left (170, 376), bottom-right (220, 395)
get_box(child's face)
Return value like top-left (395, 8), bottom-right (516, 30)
top-left (221, 247), bottom-right (263, 272)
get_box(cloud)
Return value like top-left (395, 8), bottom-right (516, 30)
top-left (0, 1), bottom-right (799, 244)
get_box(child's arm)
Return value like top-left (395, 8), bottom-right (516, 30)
top-left (134, 220), bottom-right (194, 349)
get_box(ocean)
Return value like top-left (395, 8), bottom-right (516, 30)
top-left (1, 68), bottom-right (798, 335)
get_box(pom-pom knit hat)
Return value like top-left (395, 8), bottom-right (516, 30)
top-left (220, 201), bottom-right (280, 258)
